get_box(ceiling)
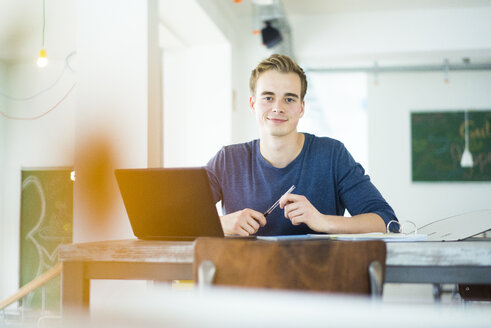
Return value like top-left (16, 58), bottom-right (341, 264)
top-left (283, 0), bottom-right (491, 14)
top-left (218, 0), bottom-right (491, 19)
top-left (1, 0), bottom-right (491, 62)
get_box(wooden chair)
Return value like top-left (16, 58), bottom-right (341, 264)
top-left (194, 238), bottom-right (386, 297)
top-left (458, 284), bottom-right (491, 301)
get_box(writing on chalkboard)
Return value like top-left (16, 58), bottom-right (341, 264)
top-left (411, 110), bottom-right (491, 181)
top-left (20, 169), bottom-right (73, 310)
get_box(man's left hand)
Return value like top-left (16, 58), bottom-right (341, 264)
top-left (279, 193), bottom-right (327, 232)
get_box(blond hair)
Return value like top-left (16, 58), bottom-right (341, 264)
top-left (249, 54), bottom-right (307, 101)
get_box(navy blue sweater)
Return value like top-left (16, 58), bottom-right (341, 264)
top-left (206, 133), bottom-right (397, 236)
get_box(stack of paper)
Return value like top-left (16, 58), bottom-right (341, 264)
top-left (257, 233), bottom-right (427, 242)
top-left (309, 232), bottom-right (427, 242)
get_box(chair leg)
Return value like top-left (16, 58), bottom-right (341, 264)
top-left (198, 260), bottom-right (216, 288)
top-left (432, 283), bottom-right (442, 303)
top-left (368, 261), bottom-right (383, 298)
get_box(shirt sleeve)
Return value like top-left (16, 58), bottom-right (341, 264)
top-left (334, 143), bottom-right (398, 230)
top-left (205, 147), bottom-right (224, 204)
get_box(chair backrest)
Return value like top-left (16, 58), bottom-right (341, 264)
top-left (194, 238), bottom-right (386, 296)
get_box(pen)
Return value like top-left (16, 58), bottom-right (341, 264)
top-left (263, 185), bottom-right (296, 218)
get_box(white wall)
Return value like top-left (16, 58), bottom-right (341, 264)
top-left (368, 71), bottom-right (491, 226)
top-left (196, 0), bottom-right (272, 144)
top-left (162, 44), bottom-right (232, 167)
top-left (64, 0), bottom-right (161, 311)
top-left (0, 60), bottom-right (6, 298)
top-left (0, 59), bottom-right (77, 300)
top-left (0, 0), bottom-right (77, 299)
top-left (160, 0), bottom-right (233, 167)
top-left (74, 0), bottom-right (160, 242)
top-left (230, 32), bottom-right (271, 143)
top-left (0, 0), bottom-right (161, 300)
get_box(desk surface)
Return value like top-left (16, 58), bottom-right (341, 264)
top-left (386, 239), bottom-right (491, 266)
top-left (59, 239), bottom-right (194, 263)
top-left (58, 238), bottom-right (491, 314)
top-left (59, 238), bottom-right (491, 267)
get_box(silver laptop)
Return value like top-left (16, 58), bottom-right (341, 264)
top-left (115, 167), bottom-right (225, 240)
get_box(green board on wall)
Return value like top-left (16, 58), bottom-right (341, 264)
top-left (20, 169), bottom-right (73, 310)
top-left (411, 110), bottom-right (491, 181)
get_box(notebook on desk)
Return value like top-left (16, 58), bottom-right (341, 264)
top-left (115, 167), bottom-right (225, 240)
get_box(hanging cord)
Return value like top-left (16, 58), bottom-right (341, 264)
top-left (42, 0), bottom-right (46, 49)
top-left (0, 82), bottom-right (77, 121)
top-left (0, 51), bottom-right (77, 120)
top-left (0, 1), bottom-right (78, 121)
top-left (0, 51), bottom-right (76, 101)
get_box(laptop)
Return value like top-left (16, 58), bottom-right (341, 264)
top-left (115, 167), bottom-right (225, 240)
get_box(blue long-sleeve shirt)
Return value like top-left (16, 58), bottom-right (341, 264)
top-left (206, 133), bottom-right (397, 236)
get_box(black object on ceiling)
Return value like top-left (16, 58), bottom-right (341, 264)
top-left (261, 20), bottom-right (282, 48)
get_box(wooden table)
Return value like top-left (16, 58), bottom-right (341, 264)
top-left (59, 238), bottom-right (491, 313)
top-left (385, 239), bottom-right (491, 284)
top-left (59, 239), bottom-right (193, 314)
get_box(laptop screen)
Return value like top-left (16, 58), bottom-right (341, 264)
top-left (115, 167), bottom-right (224, 240)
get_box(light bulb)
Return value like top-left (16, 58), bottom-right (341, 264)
top-left (37, 49), bottom-right (48, 67)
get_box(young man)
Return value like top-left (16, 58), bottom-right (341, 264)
top-left (206, 54), bottom-right (397, 236)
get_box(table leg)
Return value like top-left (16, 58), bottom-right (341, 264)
top-left (61, 261), bottom-right (90, 317)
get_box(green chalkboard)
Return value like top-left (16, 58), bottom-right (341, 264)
top-left (20, 169), bottom-right (73, 310)
top-left (411, 110), bottom-right (491, 181)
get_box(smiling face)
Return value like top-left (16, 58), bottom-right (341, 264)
top-left (250, 70), bottom-right (305, 138)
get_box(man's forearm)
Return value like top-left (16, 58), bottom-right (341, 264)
top-left (320, 213), bottom-right (386, 234)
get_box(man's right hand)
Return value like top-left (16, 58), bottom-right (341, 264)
top-left (220, 208), bottom-right (266, 236)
